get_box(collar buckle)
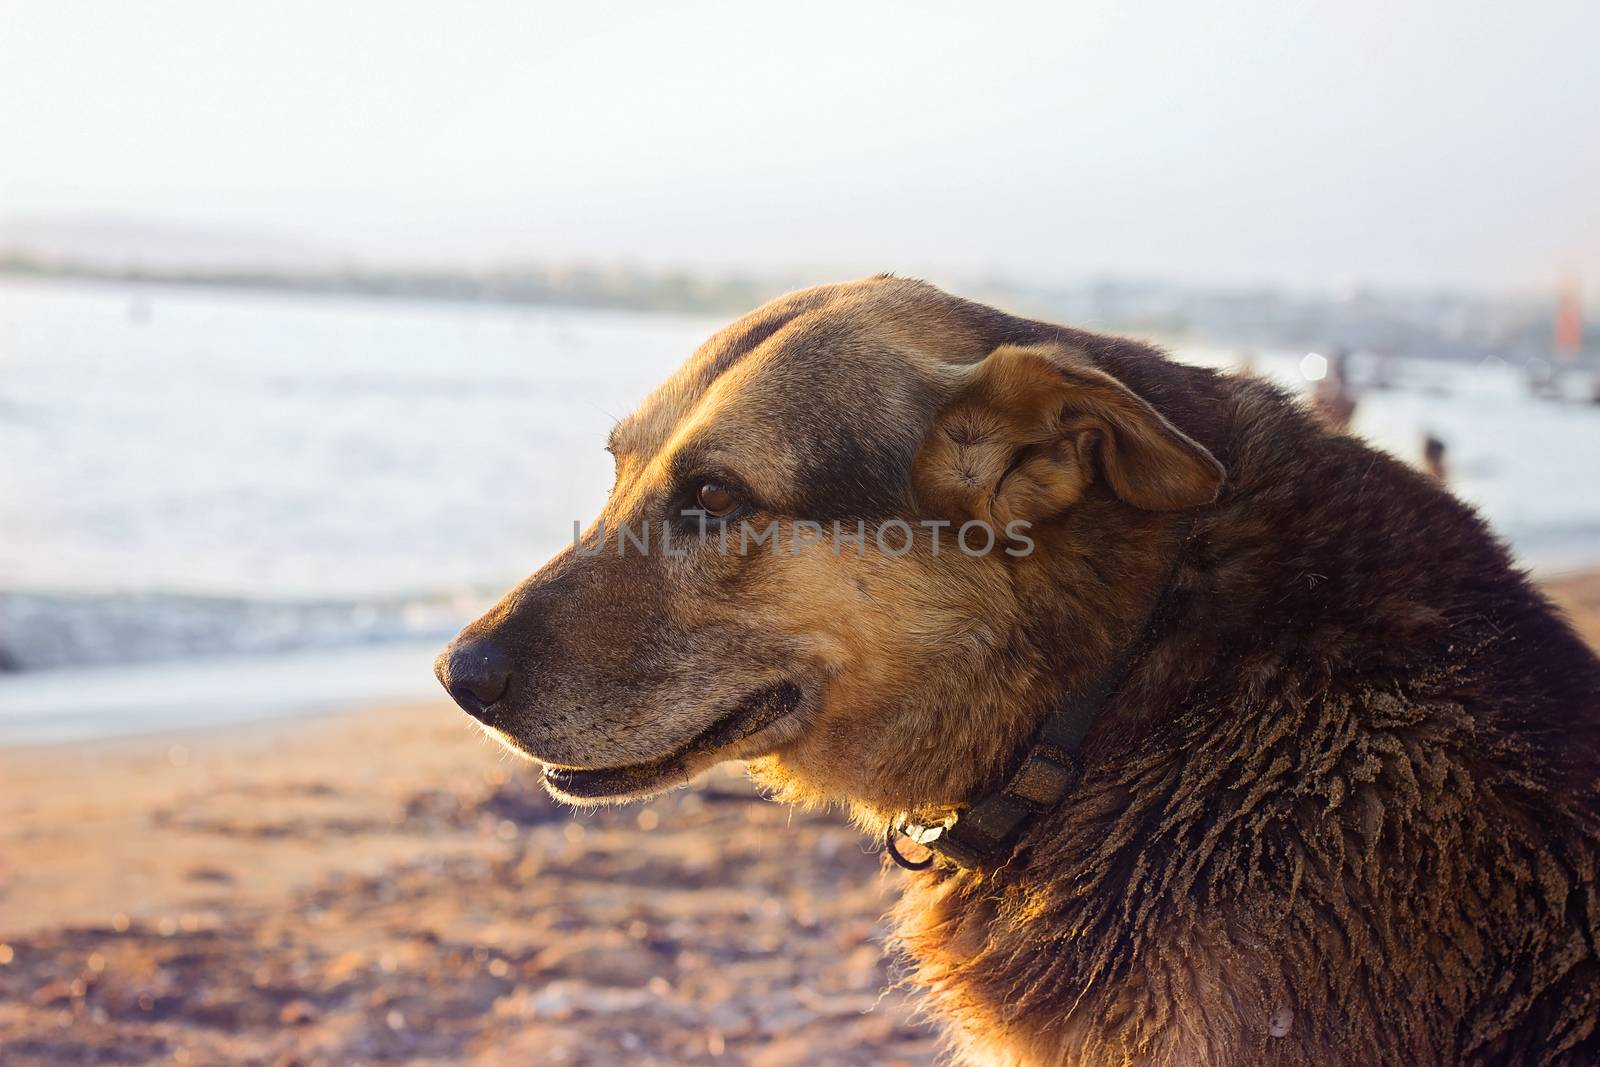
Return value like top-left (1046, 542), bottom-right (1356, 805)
top-left (890, 736), bottom-right (1086, 871)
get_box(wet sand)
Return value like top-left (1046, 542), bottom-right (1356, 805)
top-left (2, 570), bottom-right (1597, 1066)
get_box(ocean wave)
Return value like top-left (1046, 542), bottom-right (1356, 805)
top-left (0, 590), bottom-right (480, 672)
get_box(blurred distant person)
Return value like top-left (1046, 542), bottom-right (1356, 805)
top-left (1526, 361), bottom-right (1552, 397)
top-left (1423, 433), bottom-right (1448, 481)
top-left (1370, 352), bottom-right (1397, 391)
top-left (1310, 348), bottom-right (1357, 431)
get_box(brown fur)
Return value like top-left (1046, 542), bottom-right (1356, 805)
top-left (438, 277), bottom-right (1600, 1065)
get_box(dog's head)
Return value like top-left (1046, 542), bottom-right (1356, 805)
top-left (436, 277), bottom-right (1223, 816)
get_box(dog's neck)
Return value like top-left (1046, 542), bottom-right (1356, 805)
top-left (889, 513), bottom-right (1196, 870)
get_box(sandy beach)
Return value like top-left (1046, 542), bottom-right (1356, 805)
top-left (0, 709), bottom-right (936, 1066)
top-left (2, 570), bottom-right (1597, 1067)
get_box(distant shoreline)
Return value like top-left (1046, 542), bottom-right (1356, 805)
top-left (4, 256), bottom-right (1593, 363)
top-left (0, 257), bottom-right (785, 317)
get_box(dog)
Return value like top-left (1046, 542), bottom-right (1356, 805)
top-left (437, 276), bottom-right (1600, 1066)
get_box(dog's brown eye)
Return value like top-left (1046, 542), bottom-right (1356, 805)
top-left (695, 481), bottom-right (738, 518)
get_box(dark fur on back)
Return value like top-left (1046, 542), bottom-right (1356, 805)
top-left (892, 331), bottom-right (1600, 1065)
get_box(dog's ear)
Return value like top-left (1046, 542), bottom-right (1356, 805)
top-left (915, 344), bottom-right (1224, 526)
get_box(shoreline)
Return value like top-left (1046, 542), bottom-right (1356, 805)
top-left (0, 641), bottom-right (445, 746)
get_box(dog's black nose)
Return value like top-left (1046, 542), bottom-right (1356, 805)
top-left (434, 638), bottom-right (513, 721)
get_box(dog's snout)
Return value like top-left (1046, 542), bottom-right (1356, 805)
top-left (435, 638), bottom-right (513, 721)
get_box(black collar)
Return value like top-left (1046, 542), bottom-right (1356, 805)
top-left (887, 528), bottom-right (1192, 872)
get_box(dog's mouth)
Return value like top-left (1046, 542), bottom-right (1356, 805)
top-left (540, 681), bottom-right (803, 803)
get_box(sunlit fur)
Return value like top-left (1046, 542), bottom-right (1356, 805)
top-left (449, 277), bottom-right (1600, 1065)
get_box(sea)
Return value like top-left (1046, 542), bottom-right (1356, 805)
top-left (2, 277), bottom-right (1597, 741)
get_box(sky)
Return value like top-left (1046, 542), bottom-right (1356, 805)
top-left (2, 0), bottom-right (1597, 295)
